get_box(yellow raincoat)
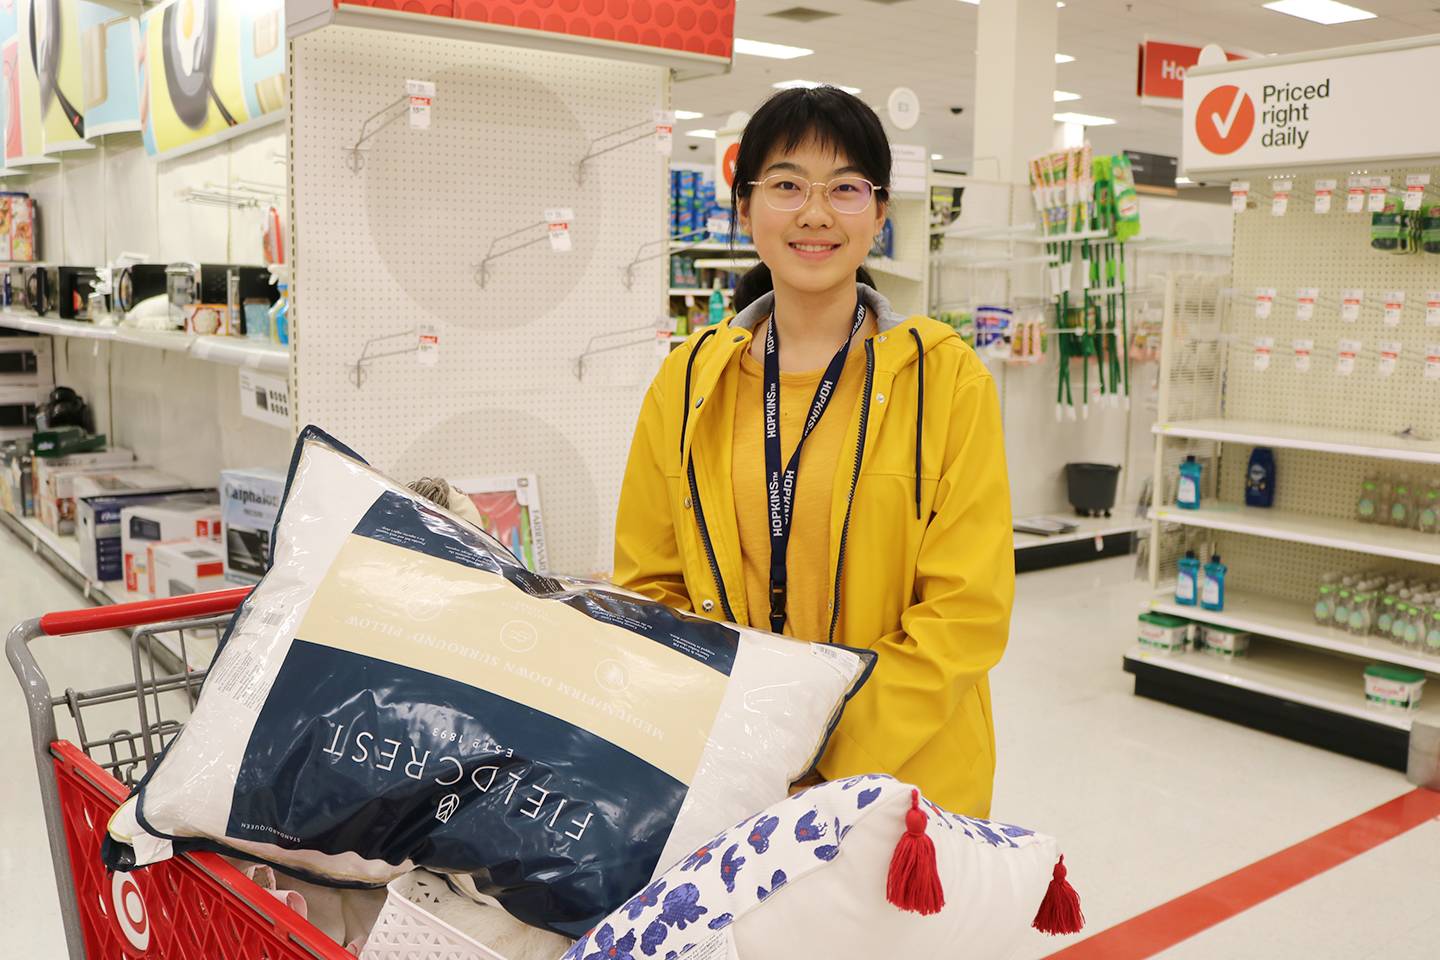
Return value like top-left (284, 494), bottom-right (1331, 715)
top-left (613, 285), bottom-right (1013, 816)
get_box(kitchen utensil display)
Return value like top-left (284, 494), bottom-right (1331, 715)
top-left (31, 0), bottom-right (83, 138)
top-left (162, 0), bottom-right (236, 130)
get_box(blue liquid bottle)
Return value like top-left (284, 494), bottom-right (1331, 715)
top-left (1176, 550), bottom-right (1200, 606)
top-left (1202, 554), bottom-right (1228, 612)
top-left (1177, 455), bottom-right (1202, 510)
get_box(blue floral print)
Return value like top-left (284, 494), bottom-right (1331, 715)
top-left (720, 844), bottom-right (746, 893)
top-left (747, 815), bottom-right (780, 854)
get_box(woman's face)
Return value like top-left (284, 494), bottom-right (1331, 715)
top-left (738, 137), bottom-right (887, 299)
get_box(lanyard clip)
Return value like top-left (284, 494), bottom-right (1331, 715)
top-left (769, 583), bottom-right (788, 635)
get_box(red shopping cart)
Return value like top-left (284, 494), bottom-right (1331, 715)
top-left (6, 589), bottom-right (353, 960)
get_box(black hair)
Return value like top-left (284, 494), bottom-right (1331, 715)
top-left (730, 86), bottom-right (891, 312)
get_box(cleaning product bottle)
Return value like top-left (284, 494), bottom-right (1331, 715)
top-left (708, 283), bottom-right (726, 327)
top-left (1417, 480), bottom-right (1440, 534)
top-left (1201, 554), bottom-right (1227, 612)
top-left (1177, 455), bottom-right (1202, 510)
top-left (1356, 475), bottom-right (1380, 523)
top-left (1390, 593), bottom-right (1411, 645)
top-left (1314, 572), bottom-right (1338, 625)
top-left (1376, 583), bottom-right (1398, 636)
top-left (1390, 477), bottom-right (1414, 528)
top-left (1244, 447), bottom-right (1276, 508)
top-left (1426, 605), bottom-right (1440, 654)
top-left (1176, 550), bottom-right (1200, 606)
top-left (1334, 577), bottom-right (1356, 628)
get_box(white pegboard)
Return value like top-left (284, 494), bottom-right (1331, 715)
top-left (1226, 165), bottom-right (1440, 437)
top-left (289, 26), bottom-right (670, 577)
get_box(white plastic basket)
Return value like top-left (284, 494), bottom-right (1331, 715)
top-left (359, 871), bottom-right (571, 960)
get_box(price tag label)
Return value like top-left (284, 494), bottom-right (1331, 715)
top-left (1341, 288), bottom-right (1363, 323)
top-left (1337, 338), bottom-right (1361, 376)
top-left (1346, 176), bottom-right (1367, 213)
top-left (238, 370), bottom-right (290, 428)
top-left (1383, 290), bottom-right (1406, 326)
top-left (1293, 338), bottom-right (1314, 373)
top-left (654, 109), bottom-right (675, 155)
top-left (655, 315), bottom-right (677, 357)
top-left (1368, 176), bottom-right (1391, 213)
top-left (1426, 344), bottom-right (1440, 381)
top-left (545, 208), bottom-right (574, 252)
top-left (1378, 340), bottom-right (1402, 378)
top-left (1427, 291), bottom-right (1440, 327)
top-left (1230, 180), bottom-right (1250, 213)
top-left (1254, 287), bottom-right (1276, 320)
top-left (406, 79), bottom-right (435, 129)
top-left (1405, 173), bottom-right (1431, 212)
top-left (1254, 336), bottom-right (1274, 371)
top-left (1295, 287), bottom-right (1318, 321)
top-left (417, 323), bottom-right (439, 366)
top-left (1314, 178), bottom-right (1337, 214)
top-left (1271, 179), bottom-right (1293, 216)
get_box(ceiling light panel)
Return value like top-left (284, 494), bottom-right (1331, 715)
top-left (1053, 111), bottom-right (1116, 126)
top-left (733, 38), bottom-right (814, 59)
top-left (1262, 0), bottom-right (1376, 24)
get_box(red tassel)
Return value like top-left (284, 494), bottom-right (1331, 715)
top-left (1032, 855), bottom-right (1085, 935)
top-left (885, 789), bottom-right (945, 916)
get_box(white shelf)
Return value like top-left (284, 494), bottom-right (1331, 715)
top-left (669, 288), bottom-right (734, 297)
top-left (1148, 587), bottom-right (1440, 675)
top-left (693, 258), bottom-right (758, 271)
top-left (1123, 642), bottom-right (1430, 732)
top-left (1150, 502), bottom-right (1440, 566)
top-left (671, 241), bottom-right (756, 253)
top-left (1014, 515), bottom-right (1146, 552)
top-left (865, 256), bottom-right (925, 283)
top-left (1155, 418), bottom-right (1440, 466)
top-left (0, 310), bottom-right (290, 374)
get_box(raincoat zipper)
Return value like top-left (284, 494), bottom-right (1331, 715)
top-left (828, 340), bottom-right (876, 643)
top-left (688, 458), bottom-right (736, 622)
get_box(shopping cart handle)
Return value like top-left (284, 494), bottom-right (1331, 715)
top-left (38, 587), bottom-right (252, 636)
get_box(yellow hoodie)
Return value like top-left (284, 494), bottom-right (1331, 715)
top-left (613, 285), bottom-right (1013, 816)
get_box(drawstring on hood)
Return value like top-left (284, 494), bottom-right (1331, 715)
top-left (908, 327), bottom-right (925, 520)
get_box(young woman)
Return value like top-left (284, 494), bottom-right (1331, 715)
top-left (613, 87), bottom-right (1013, 817)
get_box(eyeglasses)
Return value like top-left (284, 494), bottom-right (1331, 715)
top-left (746, 174), bottom-right (882, 215)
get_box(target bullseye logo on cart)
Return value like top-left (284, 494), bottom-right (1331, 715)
top-left (111, 871), bottom-right (150, 952)
top-left (1195, 85), bottom-right (1255, 155)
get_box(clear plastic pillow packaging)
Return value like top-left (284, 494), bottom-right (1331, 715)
top-left (106, 427), bottom-right (875, 937)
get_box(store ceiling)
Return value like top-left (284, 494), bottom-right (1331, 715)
top-left (673, 0), bottom-right (1440, 175)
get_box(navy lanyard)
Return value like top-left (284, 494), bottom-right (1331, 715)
top-left (764, 301), bottom-right (867, 634)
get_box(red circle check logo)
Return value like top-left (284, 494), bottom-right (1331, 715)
top-left (722, 142), bottom-right (740, 189)
top-left (1196, 85), bottom-right (1255, 155)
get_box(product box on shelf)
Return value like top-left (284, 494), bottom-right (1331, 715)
top-left (33, 448), bottom-right (138, 534)
top-left (0, 193), bottom-right (38, 262)
top-left (1138, 612), bottom-right (1191, 653)
top-left (0, 336), bottom-right (53, 384)
top-left (148, 541), bottom-right (227, 598)
top-left (120, 492), bottom-right (221, 595)
top-left (1201, 624), bottom-right (1251, 659)
top-left (76, 489), bottom-right (209, 583)
top-left (220, 468), bottom-right (284, 583)
top-left (1364, 665), bottom-right (1425, 711)
top-left (1, 440), bottom-right (31, 517)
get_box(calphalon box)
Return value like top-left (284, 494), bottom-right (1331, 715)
top-left (77, 489), bottom-right (208, 582)
top-left (120, 492), bottom-right (221, 596)
top-left (149, 541), bottom-right (227, 597)
top-left (220, 467), bottom-right (284, 583)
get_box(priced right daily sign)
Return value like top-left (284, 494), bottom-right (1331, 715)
top-left (1181, 37), bottom-right (1440, 175)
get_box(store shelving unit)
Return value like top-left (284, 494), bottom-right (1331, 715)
top-left (1139, 144), bottom-right (1440, 778)
top-left (0, 508), bottom-right (213, 670)
top-left (0, 311), bottom-right (289, 375)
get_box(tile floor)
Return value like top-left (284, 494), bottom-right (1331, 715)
top-left (1, 532), bottom-right (1435, 958)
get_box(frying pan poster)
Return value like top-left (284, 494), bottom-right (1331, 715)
top-left (138, 0), bottom-right (284, 158)
top-left (35, 0), bottom-right (91, 152)
top-left (77, 0), bottom-right (141, 138)
top-left (3, 0), bottom-right (58, 166)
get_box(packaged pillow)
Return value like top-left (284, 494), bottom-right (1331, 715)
top-left (106, 428), bottom-right (875, 937)
top-left (564, 776), bottom-right (1082, 960)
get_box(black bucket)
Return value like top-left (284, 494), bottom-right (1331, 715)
top-left (1065, 462), bottom-right (1121, 518)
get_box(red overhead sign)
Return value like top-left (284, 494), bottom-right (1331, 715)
top-left (1138, 40), bottom-right (1244, 105)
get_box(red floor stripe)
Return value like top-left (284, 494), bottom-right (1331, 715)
top-left (1044, 787), bottom-right (1440, 960)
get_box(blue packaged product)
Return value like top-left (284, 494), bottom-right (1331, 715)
top-left (1245, 447), bottom-right (1276, 507)
top-left (1202, 554), bottom-right (1227, 611)
top-left (1177, 456), bottom-right (1202, 509)
top-left (1175, 550), bottom-right (1200, 606)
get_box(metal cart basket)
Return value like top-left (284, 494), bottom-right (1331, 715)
top-left (7, 588), bottom-right (352, 960)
